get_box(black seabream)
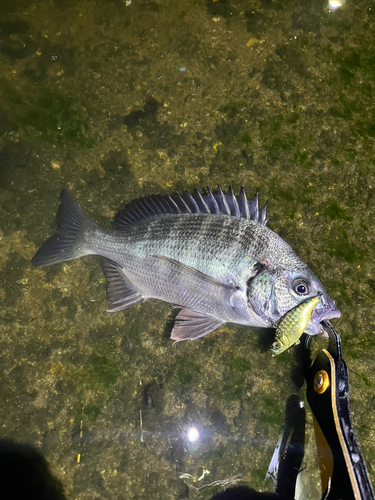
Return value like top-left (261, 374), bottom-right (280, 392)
top-left (31, 187), bottom-right (341, 341)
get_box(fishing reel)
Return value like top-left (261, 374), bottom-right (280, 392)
top-left (265, 320), bottom-right (374, 500)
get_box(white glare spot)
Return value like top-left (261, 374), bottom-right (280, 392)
top-left (351, 452), bottom-right (360, 463)
top-left (299, 400), bottom-right (304, 409)
top-left (187, 427), bottom-right (199, 442)
top-left (328, 0), bottom-right (345, 10)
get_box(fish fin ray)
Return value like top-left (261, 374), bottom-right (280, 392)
top-left (216, 185), bottom-right (231, 215)
top-left (113, 186), bottom-right (269, 229)
top-left (173, 192), bottom-right (192, 213)
top-left (238, 186), bottom-right (250, 219)
top-left (248, 193), bottom-right (259, 222)
top-left (113, 194), bottom-right (182, 229)
top-left (182, 190), bottom-right (200, 213)
top-left (150, 255), bottom-right (235, 292)
top-left (102, 259), bottom-right (145, 311)
top-left (31, 190), bottom-right (97, 267)
top-left (226, 185), bottom-right (241, 217)
top-left (192, 188), bottom-right (211, 213)
top-left (259, 201), bottom-right (268, 224)
top-left (171, 308), bottom-right (224, 341)
top-left (204, 186), bottom-right (221, 214)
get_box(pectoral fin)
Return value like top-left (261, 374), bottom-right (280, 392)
top-left (171, 308), bottom-right (224, 341)
top-left (150, 256), bottom-right (236, 340)
top-left (150, 255), bottom-right (236, 294)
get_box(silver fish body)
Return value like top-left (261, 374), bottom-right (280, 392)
top-left (31, 187), bottom-right (341, 340)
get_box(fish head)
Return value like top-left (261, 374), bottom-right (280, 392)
top-left (271, 267), bottom-right (341, 335)
top-left (247, 265), bottom-right (341, 334)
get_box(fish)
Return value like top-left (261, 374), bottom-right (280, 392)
top-left (271, 295), bottom-right (320, 355)
top-left (31, 186), bottom-right (341, 341)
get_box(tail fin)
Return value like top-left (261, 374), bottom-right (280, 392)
top-left (31, 190), bottom-right (98, 267)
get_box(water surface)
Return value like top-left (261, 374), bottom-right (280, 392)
top-left (0, 0), bottom-right (374, 498)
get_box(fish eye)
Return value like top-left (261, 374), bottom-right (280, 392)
top-left (292, 279), bottom-right (310, 296)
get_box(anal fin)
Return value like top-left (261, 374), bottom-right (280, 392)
top-left (102, 259), bottom-right (145, 312)
top-left (171, 308), bottom-right (224, 341)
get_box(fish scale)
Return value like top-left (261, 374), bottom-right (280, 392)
top-left (31, 187), bottom-right (341, 341)
top-left (87, 214), bottom-right (279, 286)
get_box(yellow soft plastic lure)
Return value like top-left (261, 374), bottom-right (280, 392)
top-left (271, 295), bottom-right (320, 355)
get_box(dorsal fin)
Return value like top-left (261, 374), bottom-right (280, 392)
top-left (225, 186), bottom-right (240, 217)
top-left (215, 185), bottom-right (231, 216)
top-left (113, 186), bottom-right (269, 230)
top-left (238, 186), bottom-right (250, 219)
top-left (205, 186), bottom-right (220, 214)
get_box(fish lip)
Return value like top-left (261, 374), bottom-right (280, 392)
top-left (314, 306), bottom-right (341, 322)
top-left (306, 306), bottom-right (341, 335)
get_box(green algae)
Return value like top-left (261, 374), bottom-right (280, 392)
top-left (26, 91), bottom-right (93, 146)
top-left (84, 404), bottom-right (102, 422)
top-left (0, 78), bottom-right (93, 147)
top-left (83, 355), bottom-right (121, 389)
top-left (226, 356), bottom-right (252, 372)
top-left (323, 201), bottom-right (352, 221)
top-left (325, 229), bottom-right (364, 263)
top-left (286, 112), bottom-right (299, 124)
top-left (294, 150), bottom-right (308, 164)
top-left (338, 51), bottom-right (361, 84)
top-left (176, 360), bottom-right (201, 384)
top-left (349, 369), bottom-right (375, 388)
top-left (276, 188), bottom-right (294, 203)
top-left (260, 396), bottom-right (283, 426)
top-left (331, 99), bottom-right (359, 121)
top-left (338, 48), bottom-right (375, 85)
top-left (328, 280), bottom-right (351, 304)
top-left (271, 132), bottom-right (296, 152)
top-left (240, 133), bottom-right (252, 147)
top-left (220, 102), bottom-right (248, 117)
top-left (221, 377), bottom-right (246, 401)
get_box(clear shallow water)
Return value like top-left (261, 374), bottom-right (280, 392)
top-left (0, 0), bottom-right (374, 498)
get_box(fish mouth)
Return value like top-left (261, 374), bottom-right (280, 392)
top-left (305, 300), bottom-right (341, 335)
